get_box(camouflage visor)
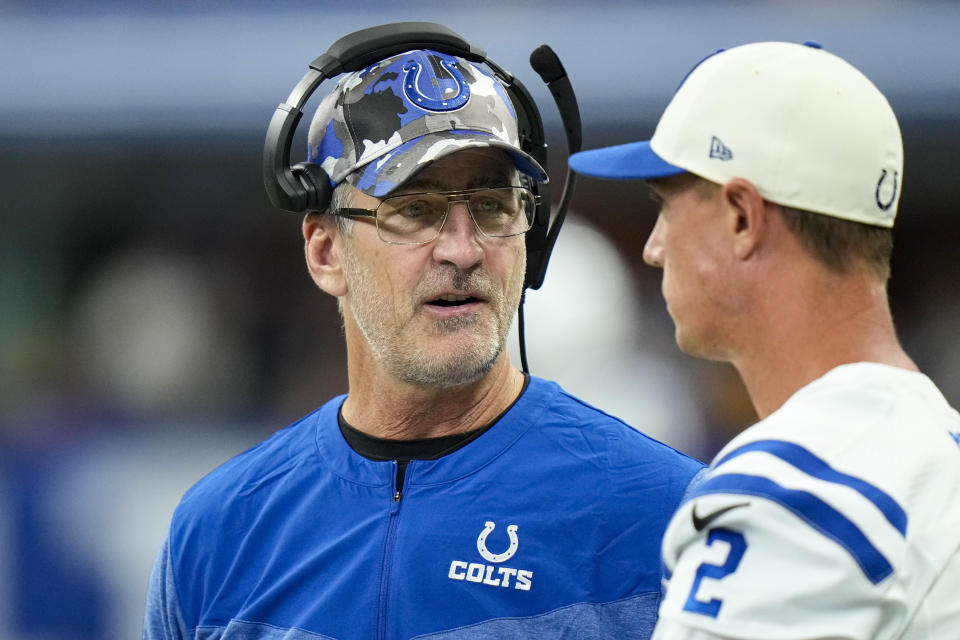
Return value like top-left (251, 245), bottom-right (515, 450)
top-left (306, 49), bottom-right (548, 198)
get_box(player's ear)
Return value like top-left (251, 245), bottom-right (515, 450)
top-left (304, 212), bottom-right (347, 297)
top-left (723, 178), bottom-right (768, 260)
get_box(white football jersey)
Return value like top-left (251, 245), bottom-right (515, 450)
top-left (654, 363), bottom-right (960, 640)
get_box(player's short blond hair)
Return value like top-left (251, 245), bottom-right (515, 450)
top-left (778, 205), bottom-right (893, 282)
top-left (682, 174), bottom-right (893, 282)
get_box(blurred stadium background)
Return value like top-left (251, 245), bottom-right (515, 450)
top-left (2, 1), bottom-right (959, 637)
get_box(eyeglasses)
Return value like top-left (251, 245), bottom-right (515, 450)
top-left (334, 186), bottom-right (538, 245)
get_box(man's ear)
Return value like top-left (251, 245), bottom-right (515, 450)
top-left (303, 213), bottom-right (347, 297)
top-left (722, 178), bottom-right (769, 260)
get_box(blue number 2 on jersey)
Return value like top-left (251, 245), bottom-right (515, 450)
top-left (683, 528), bottom-right (747, 617)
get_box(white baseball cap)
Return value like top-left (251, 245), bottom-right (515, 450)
top-left (569, 41), bottom-right (903, 228)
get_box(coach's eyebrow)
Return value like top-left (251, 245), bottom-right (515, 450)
top-left (395, 172), bottom-right (515, 193)
top-left (466, 172), bottom-right (516, 189)
top-left (395, 178), bottom-right (445, 192)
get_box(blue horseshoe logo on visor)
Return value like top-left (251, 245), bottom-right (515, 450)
top-left (402, 58), bottom-right (470, 112)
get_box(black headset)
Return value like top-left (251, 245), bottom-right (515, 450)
top-left (263, 21), bottom-right (582, 370)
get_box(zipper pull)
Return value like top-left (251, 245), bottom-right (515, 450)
top-left (393, 459), bottom-right (409, 503)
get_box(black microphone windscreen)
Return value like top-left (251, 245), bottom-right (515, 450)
top-left (529, 45), bottom-right (565, 84)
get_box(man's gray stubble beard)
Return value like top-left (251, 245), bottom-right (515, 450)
top-left (341, 247), bottom-right (524, 389)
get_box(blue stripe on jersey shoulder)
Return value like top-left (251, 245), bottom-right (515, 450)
top-left (689, 473), bottom-right (894, 584)
top-left (714, 439), bottom-right (907, 536)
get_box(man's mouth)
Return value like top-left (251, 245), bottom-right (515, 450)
top-left (426, 294), bottom-right (483, 308)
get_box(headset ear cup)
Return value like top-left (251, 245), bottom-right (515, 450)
top-left (523, 180), bottom-right (550, 289)
top-left (291, 162), bottom-right (333, 212)
top-left (525, 190), bottom-right (549, 252)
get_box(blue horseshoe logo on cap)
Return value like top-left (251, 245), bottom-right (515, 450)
top-left (477, 521), bottom-right (519, 564)
top-left (402, 58), bottom-right (470, 112)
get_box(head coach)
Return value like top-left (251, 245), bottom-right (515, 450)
top-left (143, 23), bottom-right (703, 640)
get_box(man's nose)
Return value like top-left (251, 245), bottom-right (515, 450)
top-left (642, 217), bottom-right (665, 268)
top-left (431, 203), bottom-right (484, 270)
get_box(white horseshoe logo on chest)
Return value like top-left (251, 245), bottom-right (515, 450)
top-left (476, 521), bottom-right (519, 563)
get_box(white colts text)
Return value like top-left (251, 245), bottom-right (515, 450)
top-left (448, 561), bottom-right (533, 591)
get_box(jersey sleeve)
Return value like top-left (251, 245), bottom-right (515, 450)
top-left (655, 443), bottom-right (909, 640)
top-left (143, 536), bottom-right (190, 640)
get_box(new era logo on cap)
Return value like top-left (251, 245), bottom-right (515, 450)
top-left (709, 136), bottom-right (733, 161)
